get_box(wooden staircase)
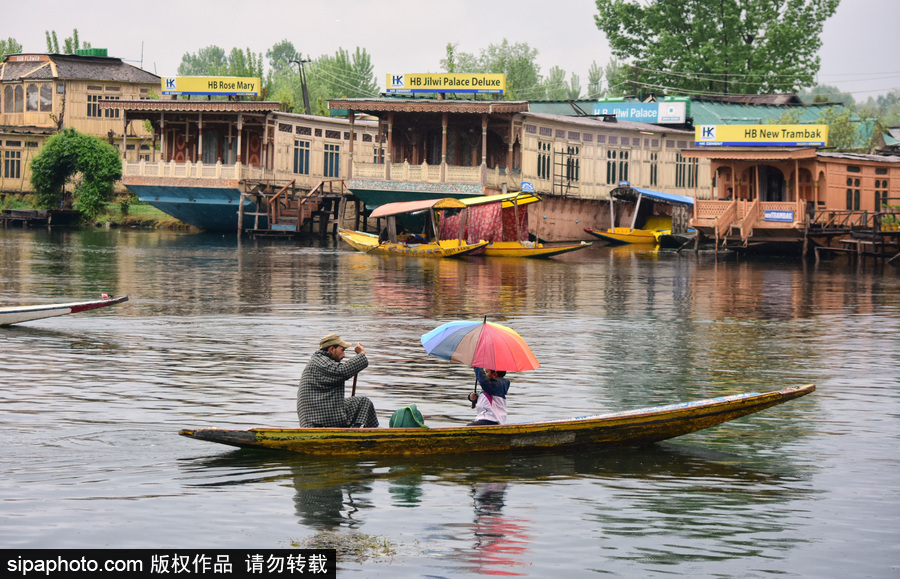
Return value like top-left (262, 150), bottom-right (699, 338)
top-left (244, 179), bottom-right (349, 238)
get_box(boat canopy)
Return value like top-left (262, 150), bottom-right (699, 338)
top-left (370, 198), bottom-right (467, 218)
top-left (460, 191), bottom-right (542, 209)
top-left (612, 186), bottom-right (695, 206)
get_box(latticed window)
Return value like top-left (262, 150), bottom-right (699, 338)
top-left (675, 153), bottom-right (696, 188)
top-left (293, 140), bottom-right (310, 175)
top-left (4, 150), bottom-right (21, 179)
top-left (324, 143), bottom-right (340, 178)
top-left (87, 94), bottom-right (101, 118)
top-left (537, 141), bottom-right (551, 179)
top-left (649, 152), bottom-right (658, 186)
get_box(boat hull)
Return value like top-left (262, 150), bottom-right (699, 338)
top-left (0, 295), bottom-right (129, 326)
top-left (180, 384), bottom-right (814, 456)
top-left (338, 228), bottom-right (488, 258)
top-left (125, 183), bottom-right (262, 231)
top-left (480, 240), bottom-right (592, 258)
top-left (584, 227), bottom-right (662, 245)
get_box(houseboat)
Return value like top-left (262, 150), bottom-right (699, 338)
top-left (684, 144), bottom-right (900, 253)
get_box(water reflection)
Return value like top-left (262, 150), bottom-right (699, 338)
top-left (180, 442), bottom-right (809, 571)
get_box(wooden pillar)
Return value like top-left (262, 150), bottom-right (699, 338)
top-left (197, 113), bottom-right (203, 164)
top-left (507, 121), bottom-right (515, 175)
top-left (348, 111), bottom-right (355, 179)
top-left (122, 112), bottom-right (128, 160)
top-left (236, 113), bottom-right (243, 164)
top-left (386, 112), bottom-right (393, 180)
top-left (481, 114), bottom-right (488, 166)
top-left (160, 113), bottom-right (165, 162)
top-left (441, 113), bottom-right (448, 182)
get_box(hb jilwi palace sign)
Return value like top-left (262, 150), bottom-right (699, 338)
top-left (386, 73), bottom-right (506, 94)
top-left (695, 124), bottom-right (828, 147)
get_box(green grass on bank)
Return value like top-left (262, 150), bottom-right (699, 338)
top-left (1, 192), bottom-right (190, 229)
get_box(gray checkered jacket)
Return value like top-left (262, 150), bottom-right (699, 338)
top-left (297, 350), bottom-right (370, 427)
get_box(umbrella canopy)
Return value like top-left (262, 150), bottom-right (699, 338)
top-left (421, 319), bottom-right (540, 372)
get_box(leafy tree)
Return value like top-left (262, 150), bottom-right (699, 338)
top-left (594, 0), bottom-right (840, 95)
top-left (817, 106), bottom-right (860, 151)
top-left (30, 129), bottom-right (122, 220)
top-left (45, 29), bottom-right (91, 54)
top-left (604, 57), bottom-right (629, 97)
top-left (543, 66), bottom-right (569, 100)
top-left (265, 40), bottom-right (303, 112)
top-left (0, 37), bottom-right (23, 61)
top-left (587, 61), bottom-right (605, 99)
top-left (177, 45), bottom-right (229, 76)
top-left (441, 39), bottom-right (541, 100)
top-left (306, 47), bottom-right (379, 105)
top-left (798, 84), bottom-right (855, 107)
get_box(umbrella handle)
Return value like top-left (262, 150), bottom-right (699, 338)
top-left (471, 378), bottom-right (478, 408)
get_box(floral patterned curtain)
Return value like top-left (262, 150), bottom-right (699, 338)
top-left (438, 203), bottom-right (529, 242)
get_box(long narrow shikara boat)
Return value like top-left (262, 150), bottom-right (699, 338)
top-left (339, 197), bottom-right (488, 258)
top-left (460, 192), bottom-right (592, 258)
top-left (180, 384), bottom-right (814, 456)
top-left (0, 295), bottom-right (128, 326)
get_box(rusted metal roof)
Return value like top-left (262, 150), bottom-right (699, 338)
top-left (329, 98), bottom-right (529, 115)
top-left (370, 198), bottom-right (466, 218)
top-left (1, 53), bottom-right (159, 84)
top-left (99, 99), bottom-right (282, 113)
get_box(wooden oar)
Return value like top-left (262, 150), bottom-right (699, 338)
top-left (351, 374), bottom-right (358, 397)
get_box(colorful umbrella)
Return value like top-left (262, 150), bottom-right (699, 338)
top-left (421, 318), bottom-right (540, 372)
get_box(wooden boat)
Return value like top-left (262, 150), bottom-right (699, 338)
top-left (339, 198), bottom-right (488, 258)
top-left (179, 384), bottom-right (814, 456)
top-left (0, 294), bottom-right (128, 326)
top-left (586, 184), bottom-right (695, 245)
top-left (460, 192), bottom-right (593, 258)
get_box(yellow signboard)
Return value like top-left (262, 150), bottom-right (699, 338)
top-left (162, 77), bottom-right (260, 97)
top-left (695, 124), bottom-right (828, 147)
top-left (386, 73), bottom-right (506, 94)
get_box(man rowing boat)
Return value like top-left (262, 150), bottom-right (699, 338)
top-left (297, 333), bottom-right (379, 428)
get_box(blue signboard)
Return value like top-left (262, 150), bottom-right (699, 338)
top-left (521, 181), bottom-right (535, 193)
top-left (592, 101), bottom-right (686, 124)
top-left (764, 210), bottom-right (794, 222)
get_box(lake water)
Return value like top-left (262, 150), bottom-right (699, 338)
top-left (1, 228), bottom-right (898, 577)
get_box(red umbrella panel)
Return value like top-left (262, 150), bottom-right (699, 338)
top-left (420, 319), bottom-right (540, 372)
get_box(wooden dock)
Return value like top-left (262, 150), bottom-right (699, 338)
top-left (1, 209), bottom-right (81, 228)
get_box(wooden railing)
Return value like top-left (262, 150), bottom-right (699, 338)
top-left (715, 201), bottom-right (737, 238)
top-left (741, 198), bottom-right (760, 244)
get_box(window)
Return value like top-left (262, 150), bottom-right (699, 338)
top-left (40, 84), bottom-right (52, 111)
top-left (649, 152), bottom-right (658, 187)
top-left (607, 149), bottom-right (629, 185)
top-left (675, 153), bottom-right (696, 188)
top-left (103, 96), bottom-right (120, 118)
top-left (537, 141), bottom-right (551, 179)
top-left (846, 178), bottom-right (860, 210)
top-left (565, 145), bottom-right (580, 182)
top-left (324, 143), bottom-right (339, 178)
top-left (26, 84), bottom-right (39, 111)
top-left (4, 150), bottom-right (21, 179)
top-left (875, 179), bottom-right (890, 210)
top-left (4, 85), bottom-right (23, 113)
top-left (606, 149), bottom-right (618, 184)
top-left (87, 94), bottom-right (101, 118)
top-left (293, 140), bottom-right (310, 175)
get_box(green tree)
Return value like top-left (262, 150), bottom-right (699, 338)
top-left (543, 66), bottom-right (569, 100)
top-left (265, 40), bottom-right (303, 112)
top-left (817, 106), bottom-right (860, 151)
top-left (441, 39), bottom-right (541, 100)
top-left (177, 45), bottom-right (229, 76)
top-left (45, 29), bottom-right (91, 54)
top-left (604, 57), bottom-right (629, 97)
top-left (798, 84), bottom-right (855, 107)
top-left (306, 47), bottom-right (379, 106)
top-left (594, 0), bottom-right (840, 96)
top-left (0, 37), bottom-right (23, 61)
top-left (30, 129), bottom-right (122, 220)
top-left (587, 61), bottom-right (605, 99)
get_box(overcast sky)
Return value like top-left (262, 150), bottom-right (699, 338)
top-left (6, 0), bottom-right (899, 102)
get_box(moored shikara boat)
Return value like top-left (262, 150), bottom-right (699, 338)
top-left (180, 384), bottom-right (814, 456)
top-left (459, 192), bottom-right (593, 258)
top-left (339, 197), bottom-right (488, 258)
top-left (0, 295), bottom-right (129, 326)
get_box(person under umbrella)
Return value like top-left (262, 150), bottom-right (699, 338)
top-left (467, 368), bottom-right (511, 426)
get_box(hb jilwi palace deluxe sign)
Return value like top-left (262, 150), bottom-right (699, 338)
top-left (162, 76), bottom-right (261, 97)
top-left (386, 74), bottom-right (506, 94)
top-left (695, 124), bottom-right (828, 147)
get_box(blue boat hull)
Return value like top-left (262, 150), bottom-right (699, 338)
top-left (125, 184), bottom-right (265, 231)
